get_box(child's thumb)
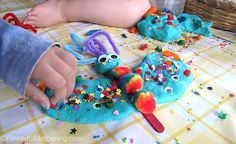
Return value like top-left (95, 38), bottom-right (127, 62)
top-left (25, 82), bottom-right (50, 109)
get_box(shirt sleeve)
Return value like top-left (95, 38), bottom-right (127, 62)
top-left (0, 19), bottom-right (60, 96)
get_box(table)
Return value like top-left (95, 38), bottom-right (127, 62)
top-left (0, 0), bottom-right (236, 143)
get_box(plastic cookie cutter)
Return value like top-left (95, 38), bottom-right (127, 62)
top-left (2, 13), bottom-right (37, 33)
top-left (64, 31), bottom-right (165, 133)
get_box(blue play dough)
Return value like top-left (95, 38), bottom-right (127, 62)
top-left (45, 77), bottom-right (135, 124)
top-left (134, 52), bottom-right (194, 103)
top-left (137, 14), bottom-right (183, 42)
top-left (177, 13), bottom-right (213, 36)
top-left (44, 52), bottom-right (193, 124)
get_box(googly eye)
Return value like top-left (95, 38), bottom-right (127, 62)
top-left (97, 85), bottom-right (104, 93)
top-left (108, 53), bottom-right (119, 60)
top-left (171, 75), bottom-right (179, 81)
top-left (98, 54), bottom-right (108, 63)
top-left (93, 102), bottom-right (102, 110)
top-left (165, 86), bottom-right (173, 93)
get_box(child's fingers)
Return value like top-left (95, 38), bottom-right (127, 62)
top-left (25, 82), bottom-right (50, 109)
top-left (50, 56), bottom-right (76, 97)
top-left (56, 49), bottom-right (78, 96)
top-left (35, 65), bottom-right (67, 92)
top-left (55, 48), bottom-right (78, 71)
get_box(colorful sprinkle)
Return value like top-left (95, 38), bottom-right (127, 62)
top-left (121, 33), bottom-right (127, 38)
top-left (229, 93), bottom-right (234, 97)
top-left (130, 138), bottom-right (134, 144)
top-left (218, 111), bottom-right (228, 120)
top-left (113, 109), bottom-right (119, 115)
top-left (139, 44), bottom-right (148, 50)
top-left (207, 86), bottom-right (213, 90)
top-left (93, 135), bottom-right (100, 139)
top-left (57, 121), bottom-right (64, 127)
top-left (122, 137), bottom-right (127, 143)
top-left (178, 40), bottom-right (186, 45)
top-left (70, 128), bottom-right (77, 134)
top-left (184, 69), bottom-right (191, 77)
top-left (155, 46), bottom-right (162, 52)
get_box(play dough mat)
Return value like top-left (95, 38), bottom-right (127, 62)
top-left (0, 1), bottom-right (236, 144)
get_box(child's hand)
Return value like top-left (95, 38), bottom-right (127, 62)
top-left (25, 46), bottom-right (77, 109)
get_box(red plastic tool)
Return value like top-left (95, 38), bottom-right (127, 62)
top-left (2, 13), bottom-right (37, 33)
top-left (143, 113), bottom-right (165, 133)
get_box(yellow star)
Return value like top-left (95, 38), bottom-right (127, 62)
top-left (81, 90), bottom-right (86, 94)
top-left (116, 88), bottom-right (121, 95)
top-left (89, 93), bottom-right (94, 97)
top-left (75, 99), bottom-right (81, 104)
top-left (105, 87), bottom-right (111, 92)
top-left (120, 99), bottom-right (126, 103)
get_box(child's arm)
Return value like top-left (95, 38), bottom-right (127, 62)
top-left (0, 19), bottom-right (77, 108)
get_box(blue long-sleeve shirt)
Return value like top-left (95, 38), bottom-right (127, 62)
top-left (0, 19), bottom-right (58, 96)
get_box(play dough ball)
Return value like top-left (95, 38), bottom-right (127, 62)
top-left (120, 73), bottom-right (143, 94)
top-left (134, 91), bottom-right (156, 114)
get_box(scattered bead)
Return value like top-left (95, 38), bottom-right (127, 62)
top-left (74, 105), bottom-right (80, 111)
top-left (139, 44), bottom-right (148, 50)
top-left (122, 137), bottom-right (127, 143)
top-left (50, 101), bottom-right (58, 109)
top-left (121, 33), bottom-right (127, 38)
top-left (130, 138), bottom-right (134, 144)
top-left (93, 135), bottom-right (100, 139)
top-left (129, 27), bottom-right (138, 34)
top-left (168, 14), bottom-right (174, 20)
top-left (192, 90), bottom-right (200, 95)
top-left (155, 46), bottom-right (162, 52)
top-left (113, 109), bottom-right (119, 115)
top-left (187, 108), bottom-right (192, 114)
top-left (229, 93), bottom-right (235, 97)
top-left (178, 40), bottom-right (186, 46)
top-left (183, 69), bottom-right (191, 77)
top-left (57, 121), bottom-right (64, 127)
top-left (187, 127), bottom-right (191, 131)
top-left (76, 75), bottom-right (83, 83)
top-left (218, 111), bottom-right (228, 120)
top-left (166, 21), bottom-right (173, 25)
top-left (195, 35), bottom-right (201, 41)
top-left (207, 86), bottom-right (213, 90)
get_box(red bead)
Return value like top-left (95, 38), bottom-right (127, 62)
top-left (139, 44), bottom-right (148, 50)
top-left (166, 21), bottom-right (173, 25)
top-left (50, 101), bottom-right (58, 109)
top-left (168, 14), bottom-right (174, 20)
top-left (184, 69), bottom-right (191, 77)
top-left (73, 88), bottom-right (81, 94)
top-left (103, 90), bottom-right (110, 96)
top-left (83, 85), bottom-right (88, 89)
top-left (229, 93), bottom-right (235, 97)
top-left (113, 94), bottom-right (119, 99)
top-left (136, 68), bottom-right (142, 75)
top-left (195, 35), bottom-right (201, 41)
